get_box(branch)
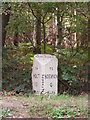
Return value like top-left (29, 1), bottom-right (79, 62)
top-left (43, 10), bottom-right (48, 19)
top-left (30, 8), bottom-right (43, 24)
top-left (24, 34), bottom-right (36, 50)
top-left (28, 4), bottom-right (41, 21)
top-left (30, 8), bottom-right (38, 19)
top-left (44, 15), bottom-right (52, 24)
top-left (58, 77), bottom-right (72, 91)
top-left (35, 9), bottom-right (43, 17)
top-left (68, 45), bottom-right (88, 64)
top-left (76, 9), bottom-right (88, 18)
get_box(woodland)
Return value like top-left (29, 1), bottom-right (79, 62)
top-left (1, 2), bottom-right (89, 118)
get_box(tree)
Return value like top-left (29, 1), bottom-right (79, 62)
top-left (57, 4), bottom-right (63, 47)
top-left (2, 3), bottom-right (10, 46)
top-left (29, 3), bottom-right (54, 53)
top-left (35, 6), bottom-right (41, 53)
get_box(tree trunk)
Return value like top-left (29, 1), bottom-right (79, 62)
top-left (36, 9), bottom-right (41, 54)
top-left (2, 13), bottom-right (10, 46)
top-left (88, 2), bottom-right (90, 43)
top-left (43, 21), bottom-right (46, 54)
top-left (57, 7), bottom-right (63, 47)
top-left (14, 32), bottom-right (18, 46)
top-left (33, 19), bottom-right (36, 52)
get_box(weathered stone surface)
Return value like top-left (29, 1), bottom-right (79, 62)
top-left (32, 54), bottom-right (58, 95)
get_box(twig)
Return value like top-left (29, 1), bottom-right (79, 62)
top-left (44, 15), bottom-right (52, 24)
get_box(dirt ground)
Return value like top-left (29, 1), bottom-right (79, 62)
top-left (1, 96), bottom-right (30, 118)
top-left (0, 91), bottom-right (88, 118)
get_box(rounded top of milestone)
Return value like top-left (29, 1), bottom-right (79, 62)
top-left (34, 54), bottom-right (57, 65)
top-left (35, 54), bottom-right (56, 58)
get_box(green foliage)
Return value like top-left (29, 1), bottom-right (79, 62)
top-left (56, 48), bottom-right (88, 94)
top-left (2, 108), bottom-right (12, 117)
top-left (5, 3), bottom-right (34, 37)
top-left (28, 94), bottom-right (87, 118)
top-left (41, 44), bottom-right (53, 54)
top-left (60, 64), bottom-right (81, 89)
top-left (48, 107), bottom-right (80, 118)
top-left (56, 48), bottom-right (88, 66)
top-left (2, 2), bottom-right (88, 95)
top-left (18, 42), bottom-right (34, 64)
top-left (2, 46), bottom-right (33, 93)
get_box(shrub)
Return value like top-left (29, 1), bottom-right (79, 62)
top-left (2, 46), bottom-right (32, 93)
top-left (56, 48), bottom-right (88, 94)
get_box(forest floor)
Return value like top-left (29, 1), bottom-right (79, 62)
top-left (0, 91), bottom-right (88, 118)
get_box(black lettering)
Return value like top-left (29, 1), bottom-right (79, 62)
top-left (33, 74), bottom-right (37, 78)
top-left (42, 74), bottom-right (45, 78)
top-left (35, 67), bottom-right (38, 70)
top-left (50, 75), bottom-right (54, 79)
top-left (42, 74), bottom-right (57, 79)
top-left (45, 74), bottom-right (48, 79)
top-left (42, 74), bottom-right (45, 93)
top-left (42, 89), bottom-right (44, 92)
top-left (54, 75), bottom-right (57, 78)
top-left (50, 67), bottom-right (53, 70)
top-left (50, 83), bottom-right (53, 87)
top-left (33, 74), bottom-right (40, 78)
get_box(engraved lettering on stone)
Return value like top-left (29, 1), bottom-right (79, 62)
top-left (50, 82), bottom-right (53, 87)
top-left (50, 67), bottom-right (53, 70)
top-left (41, 75), bottom-right (44, 93)
top-left (42, 74), bottom-right (57, 79)
top-left (32, 54), bottom-right (58, 95)
top-left (33, 74), bottom-right (40, 78)
top-left (35, 67), bottom-right (38, 70)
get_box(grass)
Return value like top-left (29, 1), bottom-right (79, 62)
top-left (17, 93), bottom-right (88, 118)
top-left (2, 108), bottom-right (12, 117)
top-left (1, 93), bottom-right (88, 118)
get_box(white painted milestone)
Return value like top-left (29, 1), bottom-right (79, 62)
top-left (32, 54), bottom-right (58, 95)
